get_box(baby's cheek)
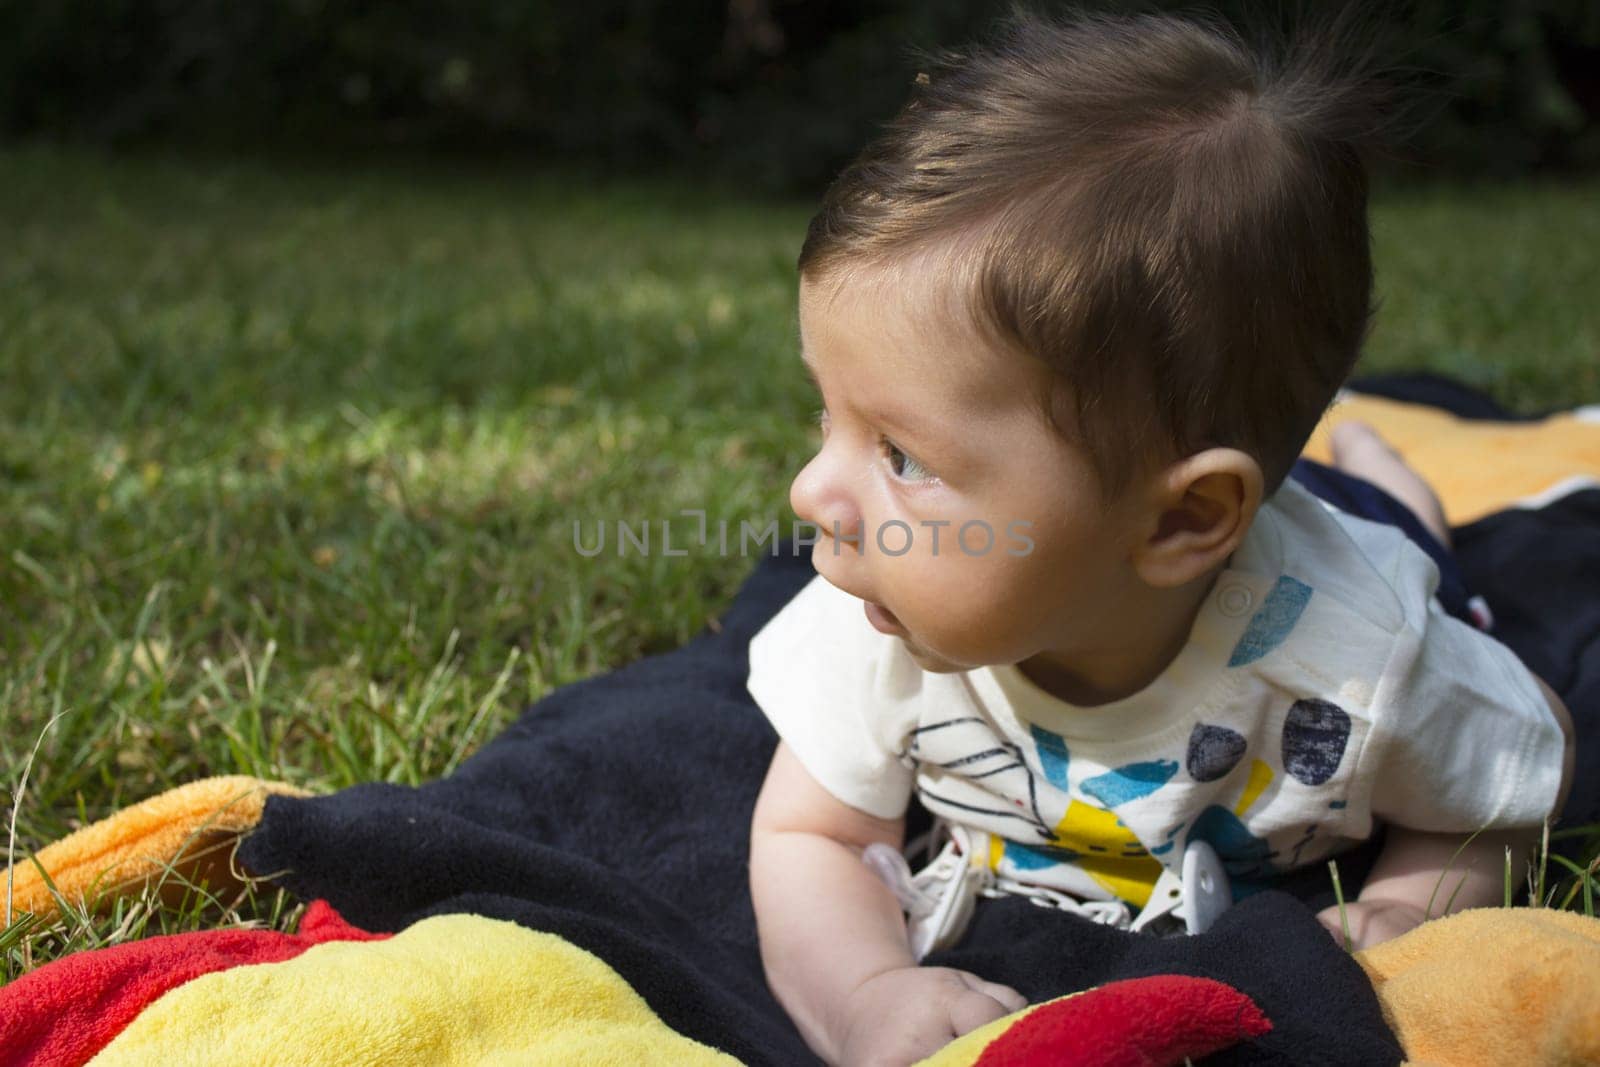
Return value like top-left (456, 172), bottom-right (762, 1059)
top-left (891, 554), bottom-right (1040, 657)
top-left (904, 599), bottom-right (1032, 669)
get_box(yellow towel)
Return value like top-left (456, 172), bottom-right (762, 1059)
top-left (1304, 394), bottom-right (1600, 525)
top-left (87, 911), bottom-right (739, 1066)
top-left (3, 775), bottom-right (308, 927)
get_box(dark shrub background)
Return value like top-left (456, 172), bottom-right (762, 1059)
top-left (1, 0), bottom-right (1596, 191)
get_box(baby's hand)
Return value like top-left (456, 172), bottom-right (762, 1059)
top-left (1316, 899), bottom-right (1428, 952)
top-left (831, 965), bottom-right (1027, 1067)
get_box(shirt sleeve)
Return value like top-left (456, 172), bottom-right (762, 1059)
top-left (746, 575), bottom-right (920, 820)
top-left (1366, 592), bottom-right (1566, 834)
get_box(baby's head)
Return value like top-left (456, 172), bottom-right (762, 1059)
top-left (790, 9), bottom-right (1383, 695)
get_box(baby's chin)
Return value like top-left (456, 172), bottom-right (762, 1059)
top-left (899, 637), bottom-right (966, 674)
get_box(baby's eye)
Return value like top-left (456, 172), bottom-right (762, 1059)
top-left (882, 438), bottom-right (935, 483)
top-left (813, 407), bottom-right (830, 436)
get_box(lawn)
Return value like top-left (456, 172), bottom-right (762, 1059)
top-left (2, 144), bottom-right (1598, 980)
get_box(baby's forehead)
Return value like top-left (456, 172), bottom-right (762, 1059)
top-left (800, 252), bottom-right (1056, 424)
top-left (801, 243), bottom-right (991, 343)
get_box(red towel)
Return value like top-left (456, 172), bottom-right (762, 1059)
top-left (0, 901), bottom-right (385, 1067)
top-left (972, 975), bottom-right (1271, 1066)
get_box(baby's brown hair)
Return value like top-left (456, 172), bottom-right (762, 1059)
top-left (798, 7), bottom-right (1385, 494)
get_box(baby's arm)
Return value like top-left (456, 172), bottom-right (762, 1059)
top-left (750, 742), bottom-right (1025, 1066)
top-left (1317, 678), bottom-right (1576, 950)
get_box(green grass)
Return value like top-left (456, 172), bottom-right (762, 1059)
top-left (3, 144), bottom-right (1598, 983)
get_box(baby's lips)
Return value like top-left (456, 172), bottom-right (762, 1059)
top-left (864, 600), bottom-right (906, 635)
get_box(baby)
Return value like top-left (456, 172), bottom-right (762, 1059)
top-left (744, 9), bottom-right (1575, 1067)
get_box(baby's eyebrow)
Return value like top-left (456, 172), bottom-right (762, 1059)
top-left (800, 349), bottom-right (947, 459)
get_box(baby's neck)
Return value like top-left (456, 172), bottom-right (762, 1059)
top-left (1017, 571), bottom-right (1221, 707)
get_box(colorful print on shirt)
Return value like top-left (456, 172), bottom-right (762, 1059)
top-left (902, 577), bottom-right (1359, 908)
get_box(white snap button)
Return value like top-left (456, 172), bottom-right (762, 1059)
top-left (1218, 585), bottom-right (1254, 617)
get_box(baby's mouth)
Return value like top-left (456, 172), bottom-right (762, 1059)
top-left (863, 600), bottom-right (905, 636)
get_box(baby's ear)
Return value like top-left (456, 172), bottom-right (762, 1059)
top-left (1132, 449), bottom-right (1263, 589)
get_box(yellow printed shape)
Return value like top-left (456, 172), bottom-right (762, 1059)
top-left (89, 913), bottom-right (738, 1067)
top-left (988, 832), bottom-right (1006, 872)
top-left (1235, 759), bottom-right (1274, 818)
top-left (1048, 799), bottom-right (1163, 907)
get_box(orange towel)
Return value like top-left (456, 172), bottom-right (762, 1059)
top-left (3, 775), bottom-right (307, 927)
top-left (1358, 907), bottom-right (1600, 1066)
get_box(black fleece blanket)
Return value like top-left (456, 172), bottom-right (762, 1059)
top-left (240, 379), bottom-right (1599, 1067)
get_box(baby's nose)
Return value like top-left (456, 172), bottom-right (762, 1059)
top-left (789, 451), bottom-right (861, 543)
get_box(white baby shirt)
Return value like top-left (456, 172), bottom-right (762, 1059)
top-left (746, 479), bottom-right (1567, 908)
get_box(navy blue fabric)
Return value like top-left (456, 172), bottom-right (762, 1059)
top-left (241, 377), bottom-right (1596, 1067)
top-left (1347, 373), bottom-right (1529, 422)
top-left (1454, 489), bottom-right (1600, 829)
top-left (931, 887), bottom-right (1399, 1065)
top-left (242, 552), bottom-right (815, 1065)
top-left (240, 543), bottom-right (1401, 1066)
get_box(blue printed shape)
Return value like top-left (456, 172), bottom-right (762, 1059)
top-left (1005, 840), bottom-right (1078, 869)
top-left (1081, 760), bottom-right (1178, 808)
top-left (1186, 723), bottom-right (1247, 782)
top-left (1227, 877), bottom-right (1274, 902)
top-left (1186, 805), bottom-right (1276, 891)
top-left (1227, 576), bottom-right (1313, 667)
top-left (1030, 724), bottom-right (1071, 789)
top-left (1281, 699), bottom-right (1351, 786)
